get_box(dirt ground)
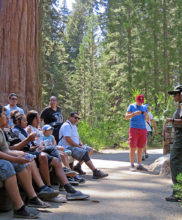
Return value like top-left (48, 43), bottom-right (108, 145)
top-left (1, 149), bottom-right (182, 220)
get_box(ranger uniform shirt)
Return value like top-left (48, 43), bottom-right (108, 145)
top-left (173, 102), bottom-right (182, 128)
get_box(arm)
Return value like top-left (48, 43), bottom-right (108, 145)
top-left (151, 120), bottom-right (157, 135)
top-left (9, 132), bottom-right (36, 150)
top-left (79, 138), bottom-right (83, 146)
top-left (65, 136), bottom-right (82, 148)
top-left (166, 118), bottom-right (182, 125)
top-left (0, 151), bottom-right (29, 164)
top-left (52, 135), bottom-right (57, 146)
top-left (125, 111), bottom-right (142, 120)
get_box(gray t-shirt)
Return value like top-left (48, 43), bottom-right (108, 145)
top-left (0, 128), bottom-right (9, 152)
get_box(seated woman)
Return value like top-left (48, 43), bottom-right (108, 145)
top-left (9, 110), bottom-right (89, 201)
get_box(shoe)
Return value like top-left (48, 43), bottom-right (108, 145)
top-left (73, 164), bottom-right (86, 175)
top-left (64, 167), bottom-right (77, 177)
top-left (14, 206), bottom-right (39, 219)
top-left (165, 194), bottom-right (181, 202)
top-left (129, 164), bottom-right (136, 172)
top-left (59, 184), bottom-right (66, 191)
top-left (44, 194), bottom-right (67, 203)
top-left (74, 174), bottom-right (86, 184)
top-left (28, 197), bottom-right (51, 208)
top-left (93, 169), bottom-right (108, 179)
top-left (145, 154), bottom-right (149, 159)
top-left (136, 165), bottom-right (148, 172)
top-left (142, 155), bottom-right (145, 161)
top-left (66, 191), bottom-right (89, 200)
top-left (37, 186), bottom-right (59, 200)
top-left (67, 176), bottom-right (79, 186)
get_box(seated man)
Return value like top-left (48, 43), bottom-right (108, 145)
top-left (58, 112), bottom-right (108, 179)
top-left (0, 155), bottom-right (39, 219)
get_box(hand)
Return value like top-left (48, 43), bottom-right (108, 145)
top-left (27, 132), bottom-right (37, 142)
top-left (30, 145), bottom-right (39, 151)
top-left (134, 111), bottom-right (142, 116)
top-left (166, 118), bottom-right (172, 123)
top-left (36, 145), bottom-right (45, 152)
top-left (17, 151), bottom-right (26, 157)
top-left (78, 144), bottom-right (83, 148)
top-left (14, 156), bottom-right (30, 164)
top-left (143, 112), bottom-right (148, 117)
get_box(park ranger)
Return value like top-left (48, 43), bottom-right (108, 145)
top-left (165, 85), bottom-right (182, 202)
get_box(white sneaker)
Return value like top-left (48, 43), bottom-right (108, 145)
top-left (44, 194), bottom-right (67, 203)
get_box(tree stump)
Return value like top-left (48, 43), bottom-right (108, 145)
top-left (163, 125), bottom-right (174, 155)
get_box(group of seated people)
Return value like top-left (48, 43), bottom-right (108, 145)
top-left (0, 93), bottom-right (108, 219)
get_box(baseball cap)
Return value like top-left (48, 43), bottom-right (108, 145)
top-left (168, 85), bottom-right (182, 95)
top-left (42, 125), bottom-right (53, 131)
top-left (136, 94), bottom-right (144, 103)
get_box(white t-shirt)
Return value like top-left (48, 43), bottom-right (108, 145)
top-left (26, 125), bottom-right (43, 146)
top-left (146, 112), bottom-right (153, 132)
top-left (58, 120), bottom-right (79, 147)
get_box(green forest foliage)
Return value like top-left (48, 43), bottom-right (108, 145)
top-left (39, 0), bottom-right (181, 150)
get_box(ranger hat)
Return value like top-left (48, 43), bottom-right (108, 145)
top-left (168, 85), bottom-right (182, 95)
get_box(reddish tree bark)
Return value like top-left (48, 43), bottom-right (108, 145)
top-left (0, 0), bottom-right (40, 112)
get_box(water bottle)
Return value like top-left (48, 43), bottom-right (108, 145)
top-left (25, 154), bottom-right (36, 161)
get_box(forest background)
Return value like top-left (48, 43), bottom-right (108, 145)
top-left (39, 0), bottom-right (182, 150)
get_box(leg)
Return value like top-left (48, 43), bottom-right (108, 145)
top-left (5, 174), bottom-right (24, 210)
top-left (137, 147), bottom-right (143, 164)
top-left (50, 157), bottom-right (68, 185)
top-left (39, 152), bottom-right (51, 186)
top-left (59, 151), bottom-right (70, 168)
top-left (76, 146), bottom-right (94, 167)
top-left (30, 160), bottom-right (44, 188)
top-left (129, 147), bottom-right (136, 164)
top-left (17, 164), bottom-right (36, 199)
top-left (136, 129), bottom-right (147, 164)
top-left (129, 127), bottom-right (137, 165)
top-left (85, 159), bottom-right (96, 171)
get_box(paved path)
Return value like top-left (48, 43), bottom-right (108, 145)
top-left (1, 149), bottom-right (182, 220)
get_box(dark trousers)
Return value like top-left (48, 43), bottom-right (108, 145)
top-left (170, 129), bottom-right (182, 185)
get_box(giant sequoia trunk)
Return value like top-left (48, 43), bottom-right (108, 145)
top-left (0, 0), bottom-right (40, 112)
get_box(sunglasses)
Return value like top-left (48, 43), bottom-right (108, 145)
top-left (10, 98), bottom-right (18, 100)
top-left (74, 117), bottom-right (80, 120)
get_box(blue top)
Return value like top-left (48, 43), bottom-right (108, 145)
top-left (5, 104), bottom-right (24, 127)
top-left (127, 103), bottom-right (147, 129)
top-left (43, 135), bottom-right (54, 147)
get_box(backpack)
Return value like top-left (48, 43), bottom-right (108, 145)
top-left (4, 128), bottom-right (21, 146)
top-left (49, 122), bottom-right (63, 144)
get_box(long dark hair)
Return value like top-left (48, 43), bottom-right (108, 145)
top-left (0, 105), bottom-right (3, 117)
top-left (26, 110), bottom-right (38, 125)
